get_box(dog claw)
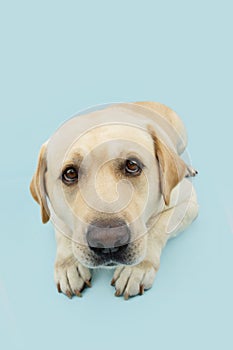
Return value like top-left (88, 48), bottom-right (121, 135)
top-left (124, 292), bottom-right (129, 300)
top-left (57, 283), bottom-right (61, 293)
top-left (66, 290), bottom-right (73, 299)
top-left (186, 166), bottom-right (198, 177)
top-left (85, 279), bottom-right (92, 288)
top-left (115, 289), bottom-right (121, 297)
top-left (74, 289), bottom-right (82, 297)
top-left (111, 278), bottom-right (116, 286)
top-left (139, 284), bottom-right (144, 295)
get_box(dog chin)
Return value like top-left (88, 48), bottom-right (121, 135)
top-left (80, 261), bottom-right (119, 269)
top-left (100, 262), bottom-right (119, 269)
top-left (87, 255), bottom-right (144, 269)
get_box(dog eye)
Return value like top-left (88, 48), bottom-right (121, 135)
top-left (62, 167), bottom-right (79, 184)
top-left (125, 159), bottom-right (142, 175)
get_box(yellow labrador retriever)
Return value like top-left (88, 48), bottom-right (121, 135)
top-left (30, 102), bottom-right (198, 299)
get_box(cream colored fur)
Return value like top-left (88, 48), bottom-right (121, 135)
top-left (30, 102), bottom-right (198, 299)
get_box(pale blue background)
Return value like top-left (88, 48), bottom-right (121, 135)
top-left (0, 1), bottom-right (232, 349)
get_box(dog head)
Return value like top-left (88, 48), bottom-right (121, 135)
top-left (30, 102), bottom-right (188, 268)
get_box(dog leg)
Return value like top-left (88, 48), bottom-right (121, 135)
top-left (54, 229), bottom-right (92, 298)
top-left (112, 182), bottom-right (198, 299)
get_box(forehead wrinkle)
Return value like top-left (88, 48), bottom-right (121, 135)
top-left (62, 151), bottom-right (83, 168)
top-left (73, 125), bottom-right (154, 154)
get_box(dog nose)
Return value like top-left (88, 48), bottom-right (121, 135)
top-left (86, 219), bottom-right (130, 255)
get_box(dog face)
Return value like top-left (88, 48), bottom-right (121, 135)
top-left (30, 103), bottom-right (187, 268)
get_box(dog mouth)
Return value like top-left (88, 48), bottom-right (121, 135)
top-left (90, 242), bottom-right (129, 265)
top-left (74, 242), bottom-right (142, 268)
top-left (96, 252), bottom-right (122, 267)
top-left (103, 262), bottom-right (118, 267)
top-left (87, 243), bottom-right (143, 268)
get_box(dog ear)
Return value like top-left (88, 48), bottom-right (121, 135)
top-left (30, 142), bottom-right (50, 223)
top-left (148, 126), bottom-right (187, 206)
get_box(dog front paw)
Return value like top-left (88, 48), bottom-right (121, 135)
top-left (54, 258), bottom-right (92, 298)
top-left (111, 260), bottom-right (159, 300)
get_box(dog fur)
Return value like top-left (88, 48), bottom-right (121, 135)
top-left (30, 102), bottom-right (198, 299)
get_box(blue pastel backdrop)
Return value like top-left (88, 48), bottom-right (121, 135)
top-left (0, 1), bottom-right (232, 350)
